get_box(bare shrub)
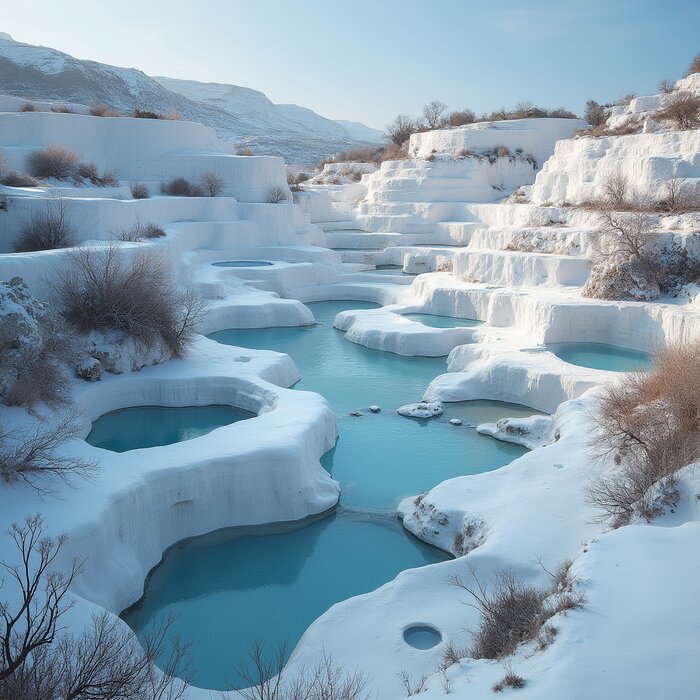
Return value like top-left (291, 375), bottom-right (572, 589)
top-left (268, 186), bottom-right (289, 203)
top-left (658, 79), bottom-right (674, 94)
top-left (19, 103), bottom-right (37, 112)
top-left (422, 100), bottom-right (448, 129)
top-left (397, 670), bottom-right (428, 696)
top-left (440, 641), bottom-right (470, 670)
top-left (448, 109), bottom-right (476, 127)
top-left (160, 177), bottom-right (204, 197)
top-left (163, 111), bottom-right (183, 121)
top-left (75, 162), bottom-right (118, 187)
top-left (615, 93), bottom-right (636, 107)
top-left (587, 342), bottom-right (700, 526)
top-left (686, 51), bottom-right (700, 76)
top-left (451, 562), bottom-right (584, 660)
top-left (492, 664), bottom-right (525, 692)
top-left (50, 105), bottom-right (74, 114)
top-left (657, 177), bottom-right (700, 213)
top-left (583, 205), bottom-right (660, 300)
top-left (113, 219), bottom-right (166, 242)
top-left (55, 244), bottom-right (208, 357)
top-left (1, 171), bottom-right (41, 188)
top-left (27, 145), bottom-right (78, 180)
top-left (236, 641), bottom-right (369, 700)
top-left (130, 181), bottom-right (150, 199)
top-left (386, 114), bottom-right (418, 147)
top-left (236, 147), bottom-right (255, 156)
top-left (655, 92), bottom-right (700, 130)
top-left (200, 171), bottom-right (224, 196)
top-left (0, 417), bottom-right (96, 493)
top-left (494, 146), bottom-right (510, 158)
top-left (0, 516), bottom-right (189, 698)
top-left (89, 104), bottom-right (117, 117)
top-left (131, 109), bottom-right (162, 119)
top-left (601, 172), bottom-right (630, 208)
top-left (14, 198), bottom-right (75, 252)
top-left (1, 306), bottom-right (79, 409)
top-left (0, 515), bottom-right (81, 681)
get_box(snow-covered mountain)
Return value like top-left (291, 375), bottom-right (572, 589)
top-left (0, 33), bottom-right (379, 163)
top-left (333, 119), bottom-right (384, 143)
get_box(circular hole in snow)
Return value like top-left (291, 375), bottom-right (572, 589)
top-left (403, 624), bottom-right (442, 650)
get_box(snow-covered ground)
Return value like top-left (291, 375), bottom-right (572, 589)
top-left (1, 80), bottom-right (699, 700)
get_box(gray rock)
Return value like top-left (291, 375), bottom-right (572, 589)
top-left (397, 401), bottom-right (444, 419)
top-left (76, 357), bottom-right (102, 382)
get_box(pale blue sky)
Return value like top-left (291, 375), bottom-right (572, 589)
top-left (4, 0), bottom-right (699, 128)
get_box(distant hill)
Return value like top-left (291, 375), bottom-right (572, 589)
top-left (0, 34), bottom-right (379, 164)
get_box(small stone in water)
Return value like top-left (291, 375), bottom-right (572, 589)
top-left (350, 411), bottom-right (363, 417)
top-left (449, 418), bottom-right (462, 426)
top-left (369, 405), bottom-right (381, 413)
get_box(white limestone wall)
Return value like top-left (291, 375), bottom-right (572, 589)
top-left (409, 118), bottom-right (586, 166)
top-left (0, 111), bottom-right (291, 202)
top-left (530, 130), bottom-right (700, 205)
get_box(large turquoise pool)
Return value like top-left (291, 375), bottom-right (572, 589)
top-left (547, 342), bottom-right (652, 372)
top-left (122, 510), bottom-right (449, 689)
top-left (123, 300), bottom-right (539, 689)
top-left (86, 405), bottom-right (253, 453)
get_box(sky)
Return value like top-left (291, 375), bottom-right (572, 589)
top-left (3, 0), bottom-right (700, 129)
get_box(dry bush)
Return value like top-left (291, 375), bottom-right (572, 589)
top-left (27, 145), bottom-right (78, 180)
top-left (587, 342), bottom-right (700, 526)
top-left (268, 186), bottom-right (289, 203)
top-left (386, 114), bottom-right (418, 146)
top-left (657, 177), bottom-right (700, 213)
top-left (55, 244), bottom-right (208, 357)
top-left (0, 516), bottom-right (189, 698)
top-left (236, 641), bottom-right (369, 700)
top-left (615, 93), bottom-right (636, 107)
top-left (1, 305), bottom-right (79, 410)
top-left (494, 146), bottom-right (510, 158)
top-left (200, 171), bottom-right (224, 196)
top-left (89, 104), bottom-right (120, 117)
top-left (113, 219), bottom-right (166, 242)
top-left (75, 162), bottom-right (118, 187)
top-left (422, 100), bottom-right (448, 129)
top-left (658, 79), bottom-right (674, 94)
top-left (601, 172), bottom-right (630, 208)
top-left (19, 103), bottom-right (37, 112)
top-left (440, 641), bottom-right (470, 670)
top-left (397, 670), bottom-right (428, 697)
top-left (163, 111), bottom-right (183, 121)
top-left (14, 198), bottom-right (75, 252)
top-left (50, 106), bottom-right (74, 114)
top-left (0, 417), bottom-right (96, 493)
top-left (451, 562), bottom-right (584, 660)
top-left (236, 147), bottom-right (255, 156)
top-left (448, 109), bottom-right (476, 127)
top-left (130, 181), bottom-right (150, 199)
top-left (160, 177), bottom-right (204, 197)
top-left (686, 51), bottom-right (700, 76)
top-left (655, 92), bottom-right (700, 130)
top-left (492, 665), bottom-right (525, 693)
top-left (1, 171), bottom-right (41, 188)
top-left (131, 109), bottom-right (162, 119)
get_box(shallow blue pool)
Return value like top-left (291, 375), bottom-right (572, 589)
top-left (547, 342), bottom-right (652, 372)
top-left (401, 313), bottom-right (482, 329)
top-left (212, 260), bottom-right (273, 267)
top-left (403, 624), bottom-right (442, 649)
top-left (122, 509), bottom-right (449, 689)
top-left (124, 301), bottom-right (539, 687)
top-left (86, 405), bottom-right (253, 452)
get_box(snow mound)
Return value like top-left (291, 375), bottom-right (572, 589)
top-left (397, 401), bottom-right (444, 418)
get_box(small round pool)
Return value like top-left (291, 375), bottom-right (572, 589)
top-left (86, 404), bottom-right (254, 452)
top-left (211, 260), bottom-right (273, 268)
top-left (401, 313), bottom-right (481, 329)
top-left (403, 624), bottom-right (442, 649)
top-left (547, 342), bottom-right (652, 372)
